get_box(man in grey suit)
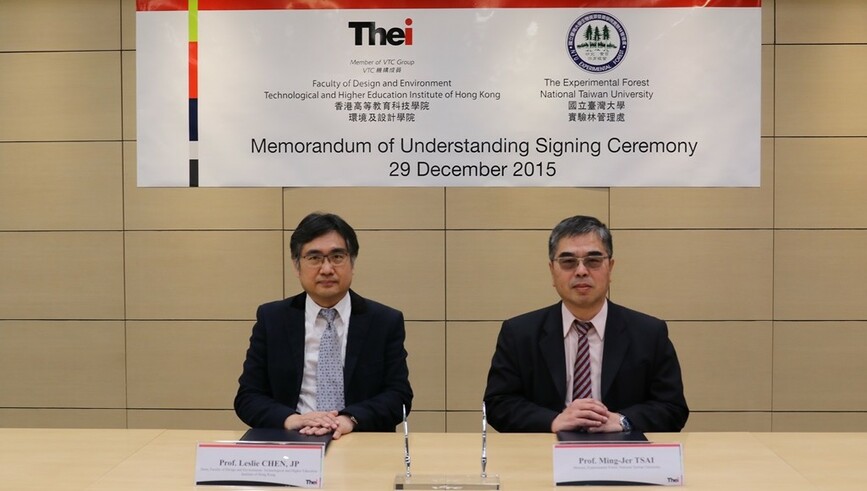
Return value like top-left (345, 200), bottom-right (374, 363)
top-left (235, 212), bottom-right (412, 438)
top-left (484, 215), bottom-right (687, 433)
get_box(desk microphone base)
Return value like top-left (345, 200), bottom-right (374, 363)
top-left (394, 474), bottom-right (500, 490)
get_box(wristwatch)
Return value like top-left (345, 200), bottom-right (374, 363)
top-left (619, 414), bottom-right (633, 433)
top-left (339, 410), bottom-right (359, 428)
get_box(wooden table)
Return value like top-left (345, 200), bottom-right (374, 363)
top-left (1, 429), bottom-right (864, 490)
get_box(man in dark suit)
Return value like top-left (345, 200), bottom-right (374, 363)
top-left (484, 215), bottom-right (687, 433)
top-left (235, 212), bottom-right (412, 438)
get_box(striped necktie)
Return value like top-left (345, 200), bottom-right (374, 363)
top-left (572, 320), bottom-right (594, 400)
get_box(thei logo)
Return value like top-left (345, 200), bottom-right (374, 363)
top-left (348, 18), bottom-right (413, 46)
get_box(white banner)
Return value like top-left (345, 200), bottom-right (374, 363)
top-left (136, 1), bottom-right (761, 187)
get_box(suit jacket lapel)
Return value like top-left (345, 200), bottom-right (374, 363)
top-left (540, 303), bottom-right (567, 404)
top-left (344, 290), bottom-right (369, 384)
top-left (287, 293), bottom-right (307, 395)
top-left (601, 302), bottom-right (629, 399)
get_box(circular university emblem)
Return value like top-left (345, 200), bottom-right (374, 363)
top-left (566, 12), bottom-right (628, 73)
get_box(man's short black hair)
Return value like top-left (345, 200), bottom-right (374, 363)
top-left (290, 212), bottom-right (359, 263)
top-left (548, 215), bottom-right (613, 260)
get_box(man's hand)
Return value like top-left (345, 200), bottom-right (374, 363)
top-left (587, 411), bottom-right (624, 433)
top-left (283, 411), bottom-right (357, 439)
top-left (332, 414), bottom-right (356, 440)
top-left (284, 411), bottom-right (340, 435)
top-left (551, 398), bottom-right (610, 433)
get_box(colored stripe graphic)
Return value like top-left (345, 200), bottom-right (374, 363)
top-left (138, 0), bottom-right (760, 10)
top-left (189, 42), bottom-right (198, 100)
top-left (189, 0), bottom-right (199, 187)
top-left (137, 0), bottom-right (189, 10)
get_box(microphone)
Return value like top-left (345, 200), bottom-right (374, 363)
top-left (403, 404), bottom-right (411, 478)
top-left (481, 402), bottom-right (488, 479)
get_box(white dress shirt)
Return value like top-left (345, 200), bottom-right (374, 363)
top-left (295, 293), bottom-right (351, 414)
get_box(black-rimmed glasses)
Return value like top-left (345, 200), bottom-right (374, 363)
top-left (554, 255), bottom-right (610, 271)
top-left (301, 251), bottom-right (349, 267)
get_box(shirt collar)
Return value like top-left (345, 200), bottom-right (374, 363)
top-left (561, 300), bottom-right (608, 340)
top-left (305, 292), bottom-right (352, 326)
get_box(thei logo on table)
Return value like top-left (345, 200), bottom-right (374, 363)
top-left (348, 18), bottom-right (413, 46)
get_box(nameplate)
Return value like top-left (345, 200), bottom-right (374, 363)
top-left (195, 441), bottom-right (325, 487)
top-left (553, 442), bottom-right (683, 486)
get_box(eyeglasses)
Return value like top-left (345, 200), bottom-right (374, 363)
top-left (301, 251), bottom-right (350, 267)
top-left (553, 255), bottom-right (610, 271)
